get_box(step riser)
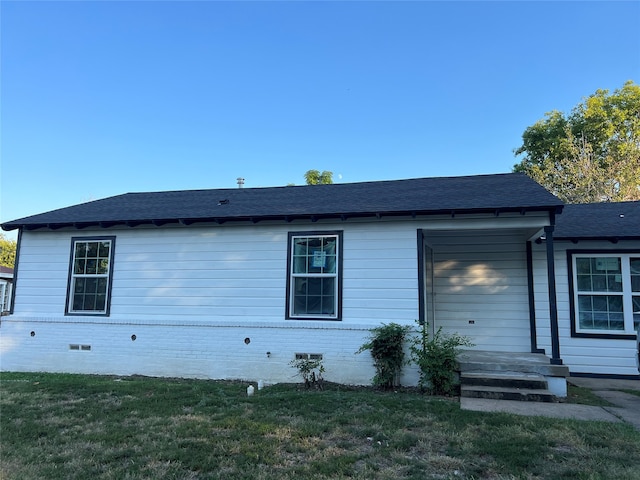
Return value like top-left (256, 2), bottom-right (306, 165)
top-left (461, 388), bottom-right (556, 403)
top-left (461, 378), bottom-right (548, 390)
top-left (459, 362), bottom-right (568, 378)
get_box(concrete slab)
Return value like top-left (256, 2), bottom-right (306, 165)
top-left (460, 397), bottom-right (622, 423)
top-left (605, 406), bottom-right (640, 431)
top-left (568, 377), bottom-right (640, 392)
top-left (591, 390), bottom-right (640, 430)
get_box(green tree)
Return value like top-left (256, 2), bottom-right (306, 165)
top-left (304, 169), bottom-right (334, 185)
top-left (514, 81), bottom-right (640, 203)
top-left (0, 234), bottom-right (17, 269)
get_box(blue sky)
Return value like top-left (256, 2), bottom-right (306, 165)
top-left (1, 1), bottom-right (639, 238)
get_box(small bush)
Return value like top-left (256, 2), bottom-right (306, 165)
top-left (357, 323), bottom-right (411, 389)
top-left (411, 321), bottom-right (473, 396)
top-left (290, 358), bottom-right (325, 390)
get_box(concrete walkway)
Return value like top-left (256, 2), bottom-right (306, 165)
top-left (461, 377), bottom-right (640, 430)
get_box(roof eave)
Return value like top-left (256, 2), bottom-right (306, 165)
top-left (555, 235), bottom-right (640, 243)
top-left (2, 204), bottom-right (563, 232)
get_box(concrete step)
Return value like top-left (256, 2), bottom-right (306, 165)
top-left (461, 385), bottom-right (557, 403)
top-left (461, 372), bottom-right (548, 390)
top-left (457, 351), bottom-right (569, 378)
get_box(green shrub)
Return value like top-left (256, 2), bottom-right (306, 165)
top-left (289, 357), bottom-right (325, 390)
top-left (357, 323), bottom-right (411, 389)
top-left (410, 321), bottom-right (473, 396)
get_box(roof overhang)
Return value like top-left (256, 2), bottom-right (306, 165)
top-left (4, 205), bottom-right (563, 232)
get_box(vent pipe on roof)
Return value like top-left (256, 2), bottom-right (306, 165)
top-left (237, 177), bottom-right (245, 188)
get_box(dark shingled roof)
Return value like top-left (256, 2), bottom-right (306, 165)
top-left (554, 201), bottom-right (640, 240)
top-left (2, 173), bottom-right (563, 231)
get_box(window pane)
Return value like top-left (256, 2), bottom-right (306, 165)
top-left (73, 293), bottom-right (84, 311)
top-left (577, 294), bottom-right (624, 331)
top-left (631, 258), bottom-right (640, 293)
top-left (97, 259), bottom-right (109, 275)
top-left (85, 278), bottom-right (98, 294)
top-left (633, 296), bottom-right (640, 331)
top-left (308, 248), bottom-right (324, 273)
top-left (576, 257), bottom-right (622, 293)
top-left (578, 295), bottom-right (592, 312)
top-left (98, 242), bottom-right (110, 258)
top-left (577, 275), bottom-right (592, 291)
top-left (74, 278), bottom-right (86, 294)
top-left (292, 236), bottom-right (337, 275)
top-left (606, 274), bottom-right (623, 292)
top-left (579, 311), bottom-right (594, 329)
top-left (95, 294), bottom-right (106, 311)
top-left (292, 238), bottom-right (309, 274)
top-left (74, 259), bottom-right (86, 275)
top-left (293, 238), bottom-right (308, 256)
top-left (97, 278), bottom-right (108, 292)
top-left (75, 242), bottom-right (87, 258)
top-left (292, 277), bottom-right (335, 316)
top-left (86, 259), bottom-right (97, 275)
top-left (86, 242), bottom-right (98, 258)
top-left (591, 275), bottom-right (606, 291)
top-left (83, 294), bottom-right (97, 311)
top-left (576, 258), bottom-right (591, 274)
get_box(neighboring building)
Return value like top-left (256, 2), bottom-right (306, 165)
top-left (0, 266), bottom-right (13, 314)
top-left (0, 173), bottom-right (637, 384)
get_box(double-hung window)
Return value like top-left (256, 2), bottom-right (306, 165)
top-left (286, 232), bottom-right (342, 320)
top-left (570, 251), bottom-right (640, 338)
top-left (66, 237), bottom-right (115, 315)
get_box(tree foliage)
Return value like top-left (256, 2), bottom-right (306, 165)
top-left (0, 234), bottom-right (17, 269)
top-left (514, 81), bottom-right (640, 203)
top-left (304, 169), bottom-right (334, 185)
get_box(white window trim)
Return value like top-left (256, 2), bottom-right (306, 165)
top-left (0, 282), bottom-right (11, 312)
top-left (571, 252), bottom-right (639, 336)
top-left (66, 236), bottom-right (115, 316)
top-left (287, 232), bottom-right (342, 321)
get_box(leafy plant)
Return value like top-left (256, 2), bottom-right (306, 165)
top-left (290, 357), bottom-right (325, 390)
top-left (357, 323), bottom-right (411, 389)
top-left (410, 321), bottom-right (473, 396)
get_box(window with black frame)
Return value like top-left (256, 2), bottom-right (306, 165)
top-left (287, 232), bottom-right (342, 320)
top-left (66, 237), bottom-right (115, 315)
top-left (571, 252), bottom-right (640, 336)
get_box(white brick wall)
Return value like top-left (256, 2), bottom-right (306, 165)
top-left (0, 318), bottom-right (421, 385)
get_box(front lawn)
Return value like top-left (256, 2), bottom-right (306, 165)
top-left (1, 372), bottom-right (639, 479)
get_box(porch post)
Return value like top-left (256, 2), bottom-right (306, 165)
top-left (544, 224), bottom-right (563, 365)
top-left (416, 229), bottom-right (426, 325)
top-left (526, 241), bottom-right (544, 354)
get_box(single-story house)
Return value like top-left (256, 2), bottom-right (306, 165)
top-left (1, 173), bottom-right (638, 386)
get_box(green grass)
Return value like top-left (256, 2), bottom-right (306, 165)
top-left (618, 389), bottom-right (640, 398)
top-left (2, 372), bottom-right (640, 479)
top-left (565, 383), bottom-right (615, 406)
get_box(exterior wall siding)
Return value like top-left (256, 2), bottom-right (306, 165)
top-left (1, 221), bottom-right (421, 384)
top-left (533, 239), bottom-right (640, 376)
top-left (428, 232), bottom-right (531, 352)
top-left (2, 215), bottom-right (568, 382)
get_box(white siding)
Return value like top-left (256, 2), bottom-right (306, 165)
top-left (428, 232), bottom-right (531, 352)
top-left (533, 239), bottom-right (640, 376)
top-left (5, 214), bottom-right (584, 382)
top-left (2, 221), bottom-right (421, 384)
